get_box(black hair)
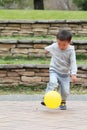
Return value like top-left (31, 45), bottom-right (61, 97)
top-left (56, 30), bottom-right (72, 41)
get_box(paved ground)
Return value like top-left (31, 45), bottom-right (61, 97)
top-left (0, 94), bottom-right (87, 101)
top-left (0, 95), bottom-right (87, 130)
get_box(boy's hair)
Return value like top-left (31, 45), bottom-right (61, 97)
top-left (56, 30), bottom-right (72, 41)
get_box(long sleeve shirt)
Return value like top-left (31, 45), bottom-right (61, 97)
top-left (45, 42), bottom-right (77, 75)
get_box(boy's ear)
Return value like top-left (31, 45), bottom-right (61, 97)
top-left (68, 40), bottom-right (71, 44)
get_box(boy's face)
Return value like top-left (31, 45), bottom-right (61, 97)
top-left (57, 40), bottom-right (70, 50)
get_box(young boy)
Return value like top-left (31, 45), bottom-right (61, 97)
top-left (41, 30), bottom-right (77, 110)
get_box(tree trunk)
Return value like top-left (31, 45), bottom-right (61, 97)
top-left (34, 0), bottom-right (44, 10)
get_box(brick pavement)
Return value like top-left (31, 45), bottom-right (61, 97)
top-left (0, 100), bottom-right (87, 130)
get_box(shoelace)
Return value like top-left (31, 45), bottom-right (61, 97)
top-left (61, 101), bottom-right (66, 106)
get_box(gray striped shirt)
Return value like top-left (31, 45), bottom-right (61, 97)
top-left (45, 42), bottom-right (77, 75)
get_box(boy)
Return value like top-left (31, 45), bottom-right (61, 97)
top-left (41, 30), bottom-right (77, 110)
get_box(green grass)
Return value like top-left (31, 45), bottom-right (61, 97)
top-left (0, 54), bottom-right (87, 65)
top-left (76, 54), bottom-right (87, 65)
top-left (70, 84), bottom-right (87, 94)
top-left (0, 35), bottom-right (55, 40)
top-left (0, 10), bottom-right (87, 20)
top-left (0, 85), bottom-right (45, 95)
top-left (76, 60), bottom-right (87, 65)
top-left (0, 35), bottom-right (87, 41)
top-left (72, 37), bottom-right (87, 40)
top-left (0, 84), bottom-right (86, 95)
top-left (76, 53), bottom-right (87, 60)
top-left (0, 56), bottom-right (50, 64)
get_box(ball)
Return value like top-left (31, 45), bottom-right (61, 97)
top-left (44, 91), bottom-right (62, 109)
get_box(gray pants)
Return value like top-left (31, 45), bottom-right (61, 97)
top-left (46, 70), bottom-right (70, 100)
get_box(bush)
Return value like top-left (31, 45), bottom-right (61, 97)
top-left (73, 0), bottom-right (87, 10)
top-left (0, 0), bottom-right (19, 6)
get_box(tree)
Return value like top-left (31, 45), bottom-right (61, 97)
top-left (0, 0), bottom-right (20, 6)
top-left (34, 0), bottom-right (44, 10)
top-left (73, 0), bottom-right (87, 10)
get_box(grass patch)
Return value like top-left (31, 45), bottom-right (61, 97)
top-left (77, 60), bottom-right (87, 65)
top-left (0, 35), bottom-right (56, 40)
top-left (76, 53), bottom-right (87, 65)
top-left (0, 35), bottom-right (87, 41)
top-left (0, 85), bottom-right (45, 95)
top-left (0, 84), bottom-right (87, 95)
top-left (0, 55), bottom-right (87, 65)
top-left (70, 84), bottom-right (87, 94)
top-left (76, 53), bottom-right (87, 60)
top-left (0, 56), bottom-right (50, 64)
top-left (0, 10), bottom-right (87, 20)
top-left (72, 36), bottom-right (87, 40)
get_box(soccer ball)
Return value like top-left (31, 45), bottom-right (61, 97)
top-left (44, 91), bottom-right (62, 109)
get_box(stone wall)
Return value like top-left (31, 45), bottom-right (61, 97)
top-left (0, 39), bottom-right (87, 57)
top-left (0, 20), bottom-right (87, 37)
top-left (0, 20), bottom-right (87, 87)
top-left (0, 64), bottom-right (87, 87)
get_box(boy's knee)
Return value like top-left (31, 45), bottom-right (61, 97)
top-left (46, 82), bottom-right (58, 93)
top-left (47, 82), bottom-right (58, 88)
top-left (61, 90), bottom-right (69, 100)
top-left (63, 90), bottom-right (69, 97)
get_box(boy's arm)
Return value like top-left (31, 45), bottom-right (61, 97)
top-left (70, 48), bottom-right (77, 82)
top-left (44, 43), bottom-right (55, 55)
top-left (45, 43), bottom-right (56, 51)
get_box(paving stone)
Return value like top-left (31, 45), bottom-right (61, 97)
top-left (0, 96), bottom-right (87, 130)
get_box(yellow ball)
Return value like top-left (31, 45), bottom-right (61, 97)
top-left (44, 91), bottom-right (62, 109)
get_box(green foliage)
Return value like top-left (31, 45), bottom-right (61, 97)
top-left (70, 83), bottom-right (87, 94)
top-left (76, 53), bottom-right (87, 60)
top-left (0, 35), bottom-right (87, 40)
top-left (0, 0), bottom-right (4, 6)
top-left (0, 0), bottom-right (12, 5)
top-left (0, 85), bottom-right (45, 95)
top-left (73, 0), bottom-right (87, 10)
top-left (0, 56), bottom-right (50, 64)
top-left (0, 84), bottom-right (87, 95)
top-left (0, 0), bottom-right (20, 6)
top-left (0, 55), bottom-right (87, 65)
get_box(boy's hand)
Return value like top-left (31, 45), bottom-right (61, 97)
top-left (45, 50), bottom-right (49, 54)
top-left (71, 75), bottom-right (77, 83)
top-left (44, 50), bottom-right (49, 56)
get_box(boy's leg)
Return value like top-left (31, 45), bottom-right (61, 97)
top-left (59, 75), bottom-right (70, 100)
top-left (59, 75), bottom-right (70, 110)
top-left (45, 70), bottom-right (58, 93)
top-left (41, 70), bottom-right (58, 106)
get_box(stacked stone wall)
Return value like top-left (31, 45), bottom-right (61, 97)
top-left (0, 40), bottom-right (87, 57)
top-left (0, 65), bottom-right (87, 87)
top-left (0, 20), bottom-right (87, 87)
top-left (0, 20), bottom-right (87, 36)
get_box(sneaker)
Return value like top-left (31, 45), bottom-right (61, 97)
top-left (60, 101), bottom-right (67, 110)
top-left (41, 101), bottom-right (46, 106)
